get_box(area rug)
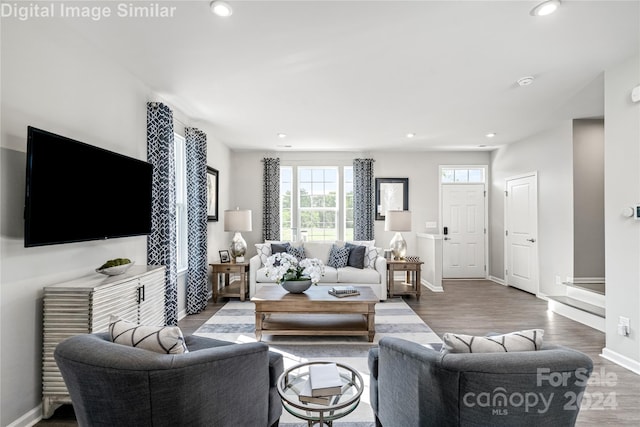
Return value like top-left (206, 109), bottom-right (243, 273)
top-left (193, 298), bottom-right (442, 427)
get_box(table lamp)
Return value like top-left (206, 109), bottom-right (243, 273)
top-left (224, 208), bottom-right (252, 262)
top-left (385, 210), bottom-right (411, 260)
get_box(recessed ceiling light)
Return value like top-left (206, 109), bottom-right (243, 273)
top-left (517, 76), bottom-right (535, 86)
top-left (210, 0), bottom-right (232, 17)
top-left (485, 133), bottom-right (496, 138)
top-left (406, 133), bottom-right (416, 138)
top-left (277, 133), bottom-right (287, 139)
top-left (530, 0), bottom-right (560, 17)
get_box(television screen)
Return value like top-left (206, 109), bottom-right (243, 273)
top-left (24, 126), bottom-right (153, 247)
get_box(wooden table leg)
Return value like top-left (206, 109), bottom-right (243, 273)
top-left (367, 303), bottom-right (376, 342)
top-left (212, 273), bottom-right (218, 303)
top-left (240, 271), bottom-right (246, 302)
top-left (416, 269), bottom-right (421, 300)
top-left (255, 311), bottom-right (263, 341)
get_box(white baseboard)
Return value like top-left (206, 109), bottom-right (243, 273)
top-left (421, 278), bottom-right (443, 292)
top-left (601, 347), bottom-right (640, 375)
top-left (178, 309), bottom-right (188, 321)
top-left (7, 404), bottom-right (41, 427)
top-left (488, 275), bottom-right (506, 286)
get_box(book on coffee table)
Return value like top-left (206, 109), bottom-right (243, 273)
top-left (298, 379), bottom-right (333, 405)
top-left (309, 363), bottom-right (342, 397)
top-left (329, 286), bottom-right (360, 297)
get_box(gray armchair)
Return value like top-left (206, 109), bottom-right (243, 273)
top-left (368, 337), bottom-right (593, 427)
top-left (54, 332), bottom-right (283, 427)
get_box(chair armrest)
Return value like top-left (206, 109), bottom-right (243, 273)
top-left (250, 254), bottom-right (262, 297)
top-left (377, 337), bottom-right (458, 427)
top-left (268, 351), bottom-right (284, 387)
top-left (374, 256), bottom-right (387, 300)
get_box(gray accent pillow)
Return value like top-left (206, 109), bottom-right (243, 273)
top-left (345, 243), bottom-right (366, 269)
top-left (328, 245), bottom-right (349, 268)
top-left (442, 329), bottom-right (544, 354)
top-left (109, 315), bottom-right (188, 354)
top-left (271, 242), bottom-right (291, 254)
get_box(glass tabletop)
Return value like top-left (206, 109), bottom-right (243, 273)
top-left (277, 361), bottom-right (364, 425)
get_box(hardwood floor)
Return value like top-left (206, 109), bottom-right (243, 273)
top-left (37, 279), bottom-right (640, 426)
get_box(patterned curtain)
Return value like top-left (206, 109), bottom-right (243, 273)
top-left (262, 158), bottom-right (280, 241)
top-left (353, 158), bottom-right (375, 241)
top-left (185, 128), bottom-right (208, 314)
top-left (146, 102), bottom-right (178, 326)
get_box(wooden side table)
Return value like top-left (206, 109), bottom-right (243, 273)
top-left (210, 261), bottom-right (250, 303)
top-left (387, 259), bottom-right (424, 300)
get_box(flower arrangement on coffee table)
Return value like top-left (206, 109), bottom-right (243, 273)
top-left (264, 252), bottom-right (324, 288)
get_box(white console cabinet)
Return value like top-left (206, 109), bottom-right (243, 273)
top-left (41, 265), bottom-right (166, 418)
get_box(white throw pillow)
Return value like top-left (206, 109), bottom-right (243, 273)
top-left (255, 243), bottom-right (272, 266)
top-left (364, 247), bottom-right (381, 268)
top-left (441, 329), bottom-right (544, 354)
top-left (108, 315), bottom-right (188, 354)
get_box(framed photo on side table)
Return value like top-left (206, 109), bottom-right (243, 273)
top-left (219, 250), bottom-right (230, 263)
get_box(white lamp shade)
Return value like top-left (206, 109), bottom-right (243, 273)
top-left (385, 210), bottom-right (412, 232)
top-left (224, 209), bottom-right (252, 232)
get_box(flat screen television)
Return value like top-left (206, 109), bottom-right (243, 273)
top-left (24, 126), bottom-right (153, 247)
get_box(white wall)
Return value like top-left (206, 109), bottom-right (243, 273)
top-left (0, 18), bottom-right (230, 425)
top-left (603, 55), bottom-right (640, 369)
top-left (573, 119), bottom-right (605, 279)
top-left (489, 122), bottom-right (574, 296)
top-left (231, 150), bottom-right (490, 257)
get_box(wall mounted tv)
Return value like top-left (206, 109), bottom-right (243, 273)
top-left (24, 126), bottom-right (153, 247)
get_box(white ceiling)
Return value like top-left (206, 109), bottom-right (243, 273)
top-left (64, 1), bottom-right (639, 151)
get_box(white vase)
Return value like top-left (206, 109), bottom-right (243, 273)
top-left (281, 279), bottom-right (312, 293)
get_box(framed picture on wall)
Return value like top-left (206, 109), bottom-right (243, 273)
top-left (207, 166), bottom-right (219, 221)
top-left (375, 177), bottom-right (409, 221)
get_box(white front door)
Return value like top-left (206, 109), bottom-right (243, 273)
top-left (505, 174), bottom-right (539, 294)
top-left (442, 184), bottom-right (486, 278)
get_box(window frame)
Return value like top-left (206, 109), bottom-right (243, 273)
top-left (279, 164), bottom-right (353, 242)
top-left (174, 133), bottom-right (188, 273)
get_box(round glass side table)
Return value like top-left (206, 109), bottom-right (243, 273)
top-left (277, 361), bottom-right (364, 427)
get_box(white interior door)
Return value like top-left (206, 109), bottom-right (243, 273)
top-left (442, 184), bottom-right (486, 278)
top-left (505, 174), bottom-right (539, 294)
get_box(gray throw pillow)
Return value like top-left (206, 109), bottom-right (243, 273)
top-left (328, 244), bottom-right (349, 268)
top-left (345, 243), bottom-right (366, 269)
top-left (441, 329), bottom-right (544, 354)
top-left (271, 242), bottom-right (290, 254)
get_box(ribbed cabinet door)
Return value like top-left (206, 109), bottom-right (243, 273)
top-left (138, 268), bottom-right (166, 325)
top-left (91, 279), bottom-right (139, 331)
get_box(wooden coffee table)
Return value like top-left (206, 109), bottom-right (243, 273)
top-left (251, 286), bottom-right (378, 342)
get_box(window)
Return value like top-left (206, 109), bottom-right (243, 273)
top-left (174, 133), bottom-right (188, 272)
top-left (440, 167), bottom-right (485, 183)
top-left (280, 166), bottom-right (353, 242)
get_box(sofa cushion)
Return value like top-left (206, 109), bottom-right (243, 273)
top-left (108, 315), bottom-right (188, 354)
top-left (345, 243), bottom-right (366, 269)
top-left (318, 266), bottom-right (338, 282)
top-left (337, 266), bottom-right (381, 284)
top-left (442, 329), bottom-right (544, 354)
top-left (256, 267), bottom-right (278, 283)
top-left (303, 241), bottom-right (333, 265)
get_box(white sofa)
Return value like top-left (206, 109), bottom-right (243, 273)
top-left (249, 241), bottom-right (387, 301)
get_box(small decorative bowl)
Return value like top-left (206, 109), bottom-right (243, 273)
top-left (96, 261), bottom-right (135, 276)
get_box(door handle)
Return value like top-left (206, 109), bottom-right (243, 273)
top-left (444, 237), bottom-right (451, 241)
top-left (526, 238), bottom-right (536, 243)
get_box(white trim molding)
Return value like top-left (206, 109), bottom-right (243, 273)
top-left (601, 348), bottom-right (640, 375)
top-left (489, 275), bottom-right (506, 286)
top-left (421, 278), bottom-right (444, 292)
